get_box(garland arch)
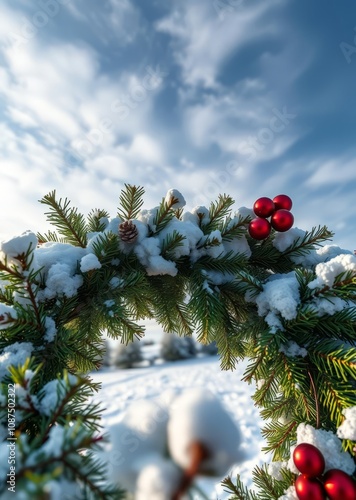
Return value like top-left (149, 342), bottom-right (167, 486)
top-left (0, 185), bottom-right (355, 499)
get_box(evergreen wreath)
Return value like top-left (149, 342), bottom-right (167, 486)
top-left (0, 185), bottom-right (355, 499)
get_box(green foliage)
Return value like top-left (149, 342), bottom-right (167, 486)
top-left (117, 183), bottom-right (145, 221)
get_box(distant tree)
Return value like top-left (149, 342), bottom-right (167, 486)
top-left (112, 339), bottom-right (143, 368)
top-left (200, 341), bottom-right (218, 356)
top-left (160, 333), bottom-right (197, 361)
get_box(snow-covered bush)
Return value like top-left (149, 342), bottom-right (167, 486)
top-left (111, 339), bottom-right (143, 368)
top-left (160, 333), bottom-right (197, 361)
top-left (200, 341), bottom-right (218, 356)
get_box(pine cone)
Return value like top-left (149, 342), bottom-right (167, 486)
top-left (119, 220), bottom-right (138, 243)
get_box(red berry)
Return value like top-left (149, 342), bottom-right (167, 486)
top-left (323, 469), bottom-right (356, 500)
top-left (273, 194), bottom-right (293, 211)
top-left (271, 209), bottom-right (294, 232)
top-left (295, 475), bottom-right (326, 500)
top-left (248, 218), bottom-right (271, 240)
top-left (253, 197), bottom-right (275, 218)
top-left (293, 443), bottom-right (325, 477)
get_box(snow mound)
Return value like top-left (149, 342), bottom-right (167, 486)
top-left (168, 388), bottom-right (244, 476)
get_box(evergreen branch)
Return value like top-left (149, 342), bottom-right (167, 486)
top-left (203, 194), bottom-right (235, 232)
top-left (220, 215), bottom-right (252, 241)
top-left (40, 190), bottom-right (87, 247)
top-left (161, 230), bottom-right (186, 260)
top-left (252, 465), bottom-right (295, 500)
top-left (308, 370), bottom-right (320, 428)
top-left (87, 208), bottom-right (110, 232)
top-left (117, 184), bottom-right (145, 221)
top-left (37, 230), bottom-right (67, 244)
top-left (152, 195), bottom-right (180, 233)
top-left (283, 225), bottom-right (333, 256)
top-left (221, 475), bottom-right (258, 500)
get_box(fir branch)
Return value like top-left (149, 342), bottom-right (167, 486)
top-left (117, 184), bottom-right (145, 221)
top-left (203, 194), bottom-right (235, 232)
top-left (40, 190), bottom-right (87, 247)
top-left (221, 475), bottom-right (258, 500)
top-left (87, 208), bottom-right (110, 232)
top-left (252, 465), bottom-right (295, 500)
top-left (37, 230), bottom-right (67, 244)
top-left (161, 230), bottom-right (186, 260)
top-left (283, 225), bottom-right (333, 256)
top-left (220, 214), bottom-right (252, 242)
top-left (152, 194), bottom-right (179, 233)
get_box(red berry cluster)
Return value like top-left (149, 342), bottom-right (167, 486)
top-left (248, 194), bottom-right (294, 240)
top-left (293, 443), bottom-right (356, 500)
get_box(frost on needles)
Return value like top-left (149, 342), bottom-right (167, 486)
top-left (0, 185), bottom-right (355, 499)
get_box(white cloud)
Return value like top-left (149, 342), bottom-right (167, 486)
top-left (156, 0), bottom-right (286, 88)
top-left (306, 158), bottom-right (356, 186)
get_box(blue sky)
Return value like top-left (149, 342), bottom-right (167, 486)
top-left (1, 0), bottom-right (356, 250)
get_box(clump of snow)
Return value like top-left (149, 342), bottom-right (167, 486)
top-left (165, 188), bottom-right (186, 209)
top-left (312, 296), bottom-right (350, 316)
top-left (268, 461), bottom-right (288, 481)
top-left (256, 272), bottom-right (300, 322)
top-left (36, 375), bottom-right (77, 416)
top-left (101, 216), bottom-right (121, 234)
top-left (273, 227), bottom-right (306, 253)
top-left (107, 399), bottom-right (170, 492)
top-left (158, 220), bottom-right (204, 260)
top-left (186, 206), bottom-right (210, 226)
top-left (337, 406), bottom-right (356, 441)
top-left (39, 263), bottom-right (83, 299)
top-left (204, 230), bottom-right (224, 259)
top-left (109, 277), bottom-right (124, 289)
top-left (44, 316), bottom-right (57, 342)
top-left (36, 242), bottom-right (86, 274)
top-left (308, 253), bottom-right (356, 289)
top-left (234, 206), bottom-right (254, 222)
top-left (0, 231), bottom-right (37, 267)
top-left (280, 341), bottom-right (307, 357)
top-left (137, 208), bottom-right (159, 233)
top-left (0, 342), bottom-right (33, 381)
top-left (134, 236), bottom-right (178, 276)
top-left (15, 369), bottom-right (37, 410)
top-left (224, 233), bottom-right (252, 258)
top-left (0, 304), bottom-right (18, 329)
top-left (278, 485), bottom-right (299, 500)
top-left (288, 423), bottom-right (355, 475)
top-left (135, 455), bottom-right (182, 500)
top-left (80, 253), bottom-right (102, 272)
top-left (167, 388), bottom-right (244, 476)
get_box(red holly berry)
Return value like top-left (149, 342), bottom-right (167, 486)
top-left (293, 443), bottom-right (325, 477)
top-left (248, 218), bottom-right (271, 240)
top-left (323, 469), bottom-right (356, 500)
top-left (271, 209), bottom-right (294, 232)
top-left (295, 475), bottom-right (326, 500)
top-left (253, 197), bottom-right (275, 218)
top-left (273, 194), bottom-right (293, 211)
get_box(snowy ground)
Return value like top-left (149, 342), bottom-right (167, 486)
top-left (90, 321), bottom-right (270, 499)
